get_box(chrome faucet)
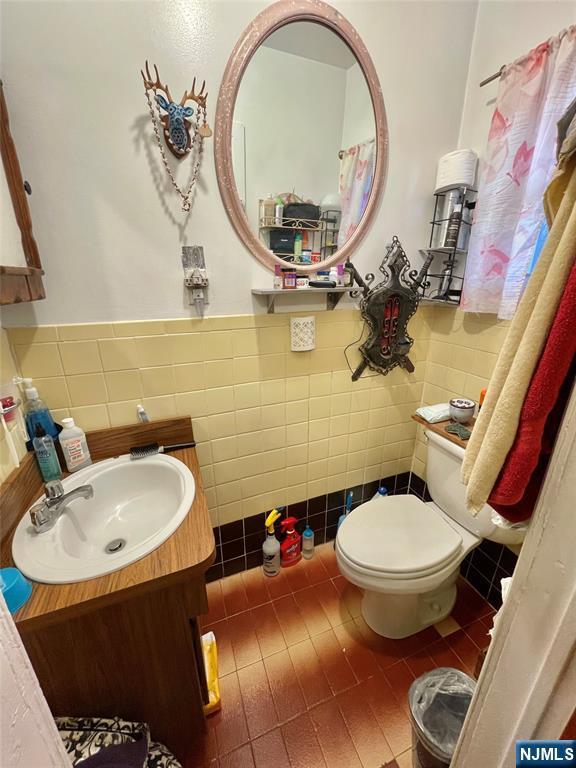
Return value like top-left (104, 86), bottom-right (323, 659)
top-left (29, 480), bottom-right (94, 534)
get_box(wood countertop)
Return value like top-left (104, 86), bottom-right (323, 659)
top-left (0, 419), bottom-right (215, 633)
top-left (411, 413), bottom-right (476, 450)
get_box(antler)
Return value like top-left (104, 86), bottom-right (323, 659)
top-left (141, 61), bottom-right (173, 103)
top-left (180, 78), bottom-right (207, 109)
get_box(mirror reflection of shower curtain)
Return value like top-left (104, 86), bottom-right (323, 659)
top-left (338, 138), bottom-right (375, 249)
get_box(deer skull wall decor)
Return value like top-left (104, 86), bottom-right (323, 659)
top-left (141, 61), bottom-right (212, 158)
top-left (141, 61), bottom-right (212, 211)
top-left (346, 236), bottom-right (433, 381)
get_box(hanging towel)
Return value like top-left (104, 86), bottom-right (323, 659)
top-left (488, 259), bottom-right (576, 521)
top-left (461, 151), bottom-right (576, 514)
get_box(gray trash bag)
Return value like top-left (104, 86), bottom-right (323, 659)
top-left (409, 667), bottom-right (476, 763)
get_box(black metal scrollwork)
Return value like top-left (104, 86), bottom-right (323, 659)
top-left (347, 236), bottom-right (433, 381)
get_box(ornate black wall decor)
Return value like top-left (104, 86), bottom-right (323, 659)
top-left (347, 236), bottom-right (433, 381)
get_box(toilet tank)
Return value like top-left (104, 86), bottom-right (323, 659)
top-left (425, 429), bottom-right (525, 544)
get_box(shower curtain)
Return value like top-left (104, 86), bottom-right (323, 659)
top-left (461, 25), bottom-right (576, 319)
top-left (338, 139), bottom-right (375, 249)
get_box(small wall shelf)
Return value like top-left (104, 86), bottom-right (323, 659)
top-left (252, 287), bottom-right (350, 313)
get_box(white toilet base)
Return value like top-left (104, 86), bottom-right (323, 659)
top-left (361, 572), bottom-right (458, 639)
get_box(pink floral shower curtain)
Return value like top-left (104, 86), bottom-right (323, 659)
top-left (462, 26), bottom-right (576, 319)
top-left (338, 139), bottom-right (375, 249)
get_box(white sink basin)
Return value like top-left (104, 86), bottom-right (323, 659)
top-left (12, 454), bottom-right (195, 584)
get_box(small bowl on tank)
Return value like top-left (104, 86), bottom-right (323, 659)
top-left (449, 398), bottom-right (475, 424)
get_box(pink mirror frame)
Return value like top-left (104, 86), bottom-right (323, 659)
top-left (214, 0), bottom-right (389, 274)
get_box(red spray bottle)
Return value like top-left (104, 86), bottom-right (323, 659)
top-left (280, 517), bottom-right (302, 567)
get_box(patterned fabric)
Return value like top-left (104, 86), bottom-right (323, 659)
top-left (461, 25), bottom-right (576, 319)
top-left (338, 138), bottom-right (375, 249)
top-left (55, 716), bottom-right (182, 768)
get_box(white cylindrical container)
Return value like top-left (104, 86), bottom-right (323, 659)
top-left (290, 316), bottom-right (315, 352)
top-left (59, 417), bottom-right (92, 472)
top-left (435, 150), bottom-right (478, 193)
top-left (302, 525), bottom-right (315, 559)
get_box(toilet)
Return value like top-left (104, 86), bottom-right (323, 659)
top-left (335, 429), bottom-right (526, 639)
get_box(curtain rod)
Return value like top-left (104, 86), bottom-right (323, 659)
top-left (479, 65), bottom-right (505, 88)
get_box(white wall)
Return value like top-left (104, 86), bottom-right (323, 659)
top-left (341, 62), bottom-right (375, 150)
top-left (0, 0), bottom-right (477, 326)
top-left (458, 0), bottom-right (576, 153)
top-left (234, 45), bottom-right (345, 234)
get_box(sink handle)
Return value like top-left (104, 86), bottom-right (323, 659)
top-left (45, 480), bottom-right (64, 500)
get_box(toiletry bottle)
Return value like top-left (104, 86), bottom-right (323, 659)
top-left (478, 388), bottom-right (487, 412)
top-left (23, 387), bottom-right (59, 441)
top-left (32, 424), bottom-right (62, 482)
top-left (280, 516), bottom-right (302, 567)
top-left (294, 232), bottom-right (303, 259)
top-left (273, 264), bottom-right (282, 289)
top-left (444, 204), bottom-right (463, 248)
top-left (263, 509), bottom-right (282, 577)
top-left (302, 525), bottom-right (315, 559)
top-left (263, 194), bottom-right (275, 225)
top-left (59, 417), bottom-right (92, 473)
top-left (275, 202), bottom-right (284, 226)
top-left (371, 485), bottom-right (388, 501)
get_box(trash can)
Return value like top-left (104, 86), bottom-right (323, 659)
top-left (408, 667), bottom-right (476, 768)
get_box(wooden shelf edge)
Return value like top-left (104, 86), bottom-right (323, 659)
top-left (412, 413), bottom-right (476, 450)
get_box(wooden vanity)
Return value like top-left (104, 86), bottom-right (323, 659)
top-left (0, 418), bottom-right (215, 765)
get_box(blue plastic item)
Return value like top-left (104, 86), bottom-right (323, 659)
top-left (372, 485), bottom-right (388, 500)
top-left (1, 567), bottom-right (32, 614)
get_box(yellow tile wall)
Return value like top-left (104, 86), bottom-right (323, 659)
top-left (412, 307), bottom-right (509, 480)
top-left (5, 310), bottom-right (431, 526)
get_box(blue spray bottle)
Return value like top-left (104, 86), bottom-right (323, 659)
top-left (334, 490), bottom-right (353, 548)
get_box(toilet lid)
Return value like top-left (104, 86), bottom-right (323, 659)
top-left (337, 495), bottom-right (462, 575)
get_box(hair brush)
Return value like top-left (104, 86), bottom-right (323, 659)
top-left (130, 441), bottom-right (196, 460)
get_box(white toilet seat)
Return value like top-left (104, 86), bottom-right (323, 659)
top-left (337, 495), bottom-right (463, 580)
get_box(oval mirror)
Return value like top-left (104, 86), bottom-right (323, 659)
top-left (215, 0), bottom-right (388, 273)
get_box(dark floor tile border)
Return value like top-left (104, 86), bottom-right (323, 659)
top-left (208, 471), bottom-right (431, 579)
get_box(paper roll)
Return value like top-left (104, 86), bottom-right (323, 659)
top-left (435, 150), bottom-right (478, 193)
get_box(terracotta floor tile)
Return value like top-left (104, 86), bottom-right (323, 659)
top-left (227, 611), bottom-right (262, 669)
top-left (393, 626), bottom-right (440, 658)
top-left (364, 674), bottom-right (412, 757)
top-left (284, 559), bottom-right (312, 592)
top-left (313, 579), bottom-right (352, 628)
top-left (304, 554), bottom-right (331, 585)
top-left (219, 743), bottom-right (254, 768)
top-left (353, 616), bottom-right (403, 671)
top-left (383, 762), bottom-right (399, 768)
top-left (203, 580), bottom-right (226, 626)
top-left (446, 629), bottom-right (483, 674)
top-left (264, 650), bottom-right (307, 724)
top-left (221, 573), bottom-right (250, 617)
top-left (309, 697), bottom-right (363, 768)
top-left (383, 661), bottom-right (415, 713)
top-left (435, 616), bottom-right (461, 637)
top-left (311, 628), bottom-right (357, 694)
top-left (264, 569), bottom-right (292, 600)
top-left (427, 639), bottom-right (467, 673)
top-left (337, 684), bottom-right (394, 768)
top-left (251, 728), bottom-right (291, 768)
top-left (293, 586), bottom-right (332, 636)
top-left (332, 575), bottom-right (363, 618)
top-left (212, 672), bottom-right (249, 756)
top-left (288, 638), bottom-right (332, 708)
top-left (405, 649), bottom-right (435, 679)
top-left (251, 603), bottom-right (287, 658)
top-left (396, 750), bottom-right (414, 768)
top-left (242, 567), bottom-right (270, 609)
top-left (207, 618), bottom-right (236, 676)
top-left (282, 713), bottom-right (327, 768)
top-left (316, 543), bottom-right (341, 578)
top-left (237, 660), bottom-right (278, 739)
top-left (333, 621), bottom-right (379, 682)
top-left (464, 618), bottom-right (492, 650)
top-left (273, 594), bottom-right (309, 646)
